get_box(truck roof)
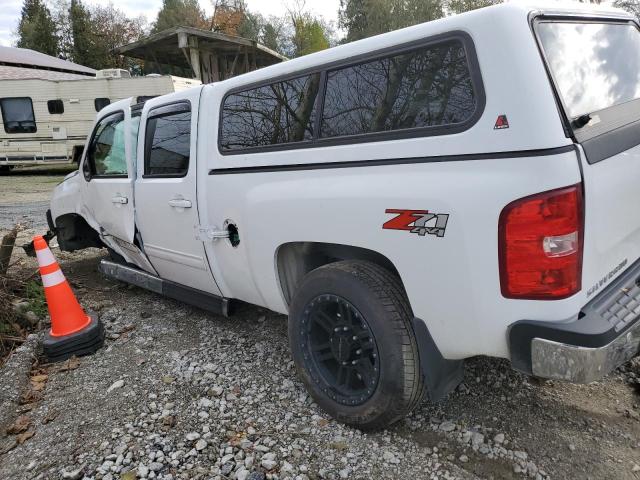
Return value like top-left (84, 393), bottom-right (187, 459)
top-left (206, 0), bottom-right (633, 92)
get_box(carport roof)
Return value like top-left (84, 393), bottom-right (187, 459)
top-left (115, 26), bottom-right (287, 75)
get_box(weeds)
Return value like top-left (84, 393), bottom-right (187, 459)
top-left (23, 280), bottom-right (46, 318)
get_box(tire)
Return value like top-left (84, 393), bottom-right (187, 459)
top-left (288, 260), bottom-right (425, 430)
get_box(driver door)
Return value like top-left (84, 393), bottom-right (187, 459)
top-left (80, 104), bottom-right (155, 272)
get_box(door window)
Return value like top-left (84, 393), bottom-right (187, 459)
top-left (85, 112), bottom-right (127, 177)
top-left (144, 104), bottom-right (191, 177)
top-left (0, 97), bottom-right (36, 133)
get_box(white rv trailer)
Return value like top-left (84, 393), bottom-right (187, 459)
top-left (0, 73), bottom-right (200, 170)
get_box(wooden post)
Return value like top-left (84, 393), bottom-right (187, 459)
top-left (0, 226), bottom-right (18, 275)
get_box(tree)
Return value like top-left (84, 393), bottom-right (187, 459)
top-left (287, 1), bottom-right (333, 57)
top-left (261, 18), bottom-right (286, 53)
top-left (614, 0), bottom-right (640, 18)
top-left (152, 0), bottom-right (208, 33)
top-left (69, 0), bottom-right (93, 66)
top-left (291, 14), bottom-right (330, 56)
top-left (448, 0), bottom-right (501, 14)
top-left (211, 0), bottom-right (247, 35)
top-left (58, 0), bottom-right (145, 70)
top-left (16, 0), bottom-right (59, 56)
top-left (339, 0), bottom-right (445, 42)
top-left (90, 4), bottom-right (146, 70)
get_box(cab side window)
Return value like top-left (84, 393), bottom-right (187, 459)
top-left (85, 112), bottom-right (127, 177)
top-left (144, 103), bottom-right (191, 177)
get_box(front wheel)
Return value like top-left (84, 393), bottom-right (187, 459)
top-left (288, 260), bottom-right (425, 430)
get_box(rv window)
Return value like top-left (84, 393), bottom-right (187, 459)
top-left (86, 112), bottom-right (127, 176)
top-left (47, 100), bottom-right (64, 115)
top-left (94, 98), bottom-right (111, 112)
top-left (220, 73), bottom-right (320, 151)
top-left (0, 97), bottom-right (36, 134)
top-left (145, 106), bottom-right (191, 177)
top-left (321, 39), bottom-right (476, 137)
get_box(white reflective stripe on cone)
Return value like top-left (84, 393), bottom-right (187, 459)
top-left (41, 269), bottom-right (65, 287)
top-left (36, 247), bottom-right (56, 268)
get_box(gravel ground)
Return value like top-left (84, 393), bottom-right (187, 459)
top-left (0, 171), bottom-right (639, 480)
top-left (0, 165), bottom-right (75, 230)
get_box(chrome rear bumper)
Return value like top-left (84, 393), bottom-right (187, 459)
top-left (530, 319), bottom-right (640, 383)
top-left (509, 258), bottom-right (640, 382)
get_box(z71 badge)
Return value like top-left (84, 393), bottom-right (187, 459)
top-left (383, 209), bottom-right (449, 237)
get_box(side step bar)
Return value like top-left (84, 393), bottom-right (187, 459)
top-left (99, 259), bottom-right (232, 317)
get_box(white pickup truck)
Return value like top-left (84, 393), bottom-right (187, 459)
top-left (46, 2), bottom-right (640, 429)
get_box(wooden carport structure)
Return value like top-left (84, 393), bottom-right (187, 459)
top-left (115, 26), bottom-right (287, 83)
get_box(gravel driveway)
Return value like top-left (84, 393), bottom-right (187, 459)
top-left (0, 171), bottom-right (639, 480)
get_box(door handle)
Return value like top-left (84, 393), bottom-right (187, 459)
top-left (168, 198), bottom-right (192, 209)
top-left (111, 196), bottom-right (128, 204)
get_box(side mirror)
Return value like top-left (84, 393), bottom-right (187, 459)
top-left (82, 157), bottom-right (91, 181)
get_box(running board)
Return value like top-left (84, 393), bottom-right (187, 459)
top-left (99, 259), bottom-right (232, 317)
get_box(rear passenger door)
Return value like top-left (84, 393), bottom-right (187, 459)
top-left (135, 100), bottom-right (221, 295)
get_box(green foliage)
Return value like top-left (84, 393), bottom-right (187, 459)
top-left (261, 21), bottom-right (285, 53)
top-left (339, 0), bottom-right (445, 42)
top-left (54, 0), bottom-right (145, 70)
top-left (69, 0), bottom-right (92, 66)
top-left (292, 14), bottom-right (330, 57)
top-left (152, 0), bottom-right (207, 33)
top-left (614, 0), bottom-right (640, 18)
top-left (23, 280), bottom-right (47, 318)
top-left (16, 0), bottom-right (60, 56)
top-left (448, 0), bottom-right (501, 14)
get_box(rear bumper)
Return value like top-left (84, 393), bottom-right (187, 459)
top-left (509, 258), bottom-right (640, 383)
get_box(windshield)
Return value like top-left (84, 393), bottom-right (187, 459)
top-left (537, 21), bottom-right (640, 118)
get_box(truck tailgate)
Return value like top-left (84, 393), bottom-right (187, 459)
top-left (581, 143), bottom-right (640, 301)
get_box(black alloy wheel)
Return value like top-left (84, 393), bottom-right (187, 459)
top-left (300, 294), bottom-right (380, 406)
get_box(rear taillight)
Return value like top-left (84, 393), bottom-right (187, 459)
top-left (499, 184), bottom-right (583, 300)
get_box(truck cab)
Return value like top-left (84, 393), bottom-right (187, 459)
top-left (49, 2), bottom-right (640, 429)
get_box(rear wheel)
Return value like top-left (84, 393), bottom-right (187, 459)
top-left (288, 260), bottom-right (425, 430)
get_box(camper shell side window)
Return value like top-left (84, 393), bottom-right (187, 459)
top-left (0, 97), bottom-right (36, 134)
top-left (218, 30), bottom-right (485, 155)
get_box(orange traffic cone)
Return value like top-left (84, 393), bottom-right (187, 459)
top-left (34, 236), bottom-right (104, 362)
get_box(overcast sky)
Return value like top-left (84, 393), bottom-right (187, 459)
top-left (0, 0), bottom-right (341, 48)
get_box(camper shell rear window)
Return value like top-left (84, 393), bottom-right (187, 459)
top-left (534, 17), bottom-right (640, 163)
top-left (0, 97), bottom-right (36, 134)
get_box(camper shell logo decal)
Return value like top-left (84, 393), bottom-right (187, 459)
top-left (383, 209), bottom-right (449, 237)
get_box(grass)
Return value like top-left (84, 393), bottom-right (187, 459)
top-left (23, 280), bottom-right (47, 318)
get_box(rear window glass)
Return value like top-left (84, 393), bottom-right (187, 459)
top-left (321, 40), bottom-right (476, 137)
top-left (537, 22), bottom-right (640, 118)
top-left (145, 107), bottom-right (191, 176)
top-left (0, 97), bottom-right (36, 134)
